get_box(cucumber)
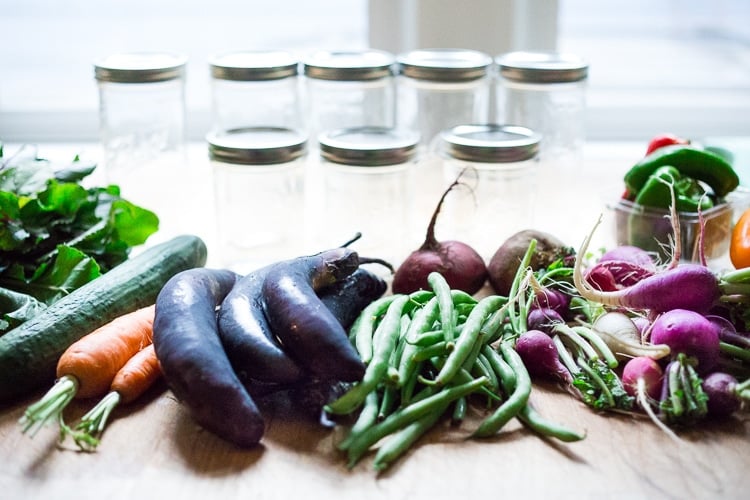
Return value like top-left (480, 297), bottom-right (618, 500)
top-left (0, 234), bottom-right (208, 403)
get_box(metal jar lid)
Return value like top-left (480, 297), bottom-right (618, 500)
top-left (209, 50), bottom-right (299, 81)
top-left (439, 124), bottom-right (541, 163)
top-left (207, 127), bottom-right (307, 165)
top-left (319, 127), bottom-right (420, 166)
top-left (397, 48), bottom-right (493, 82)
top-left (94, 52), bottom-right (187, 83)
top-left (496, 51), bottom-right (589, 83)
top-left (303, 49), bottom-right (395, 81)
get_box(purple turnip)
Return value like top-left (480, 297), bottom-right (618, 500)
top-left (526, 307), bottom-right (565, 335)
top-left (392, 176), bottom-right (488, 295)
top-left (515, 329), bottom-right (573, 384)
top-left (702, 372), bottom-right (743, 418)
top-left (650, 308), bottom-right (721, 372)
top-left (599, 245), bottom-right (657, 272)
top-left (574, 216), bottom-right (721, 314)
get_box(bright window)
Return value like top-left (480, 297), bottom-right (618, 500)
top-left (1, 0), bottom-right (748, 142)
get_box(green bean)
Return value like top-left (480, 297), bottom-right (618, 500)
top-left (479, 297), bottom-right (510, 342)
top-left (481, 344), bottom-right (516, 393)
top-left (427, 272), bottom-right (456, 343)
top-left (373, 402), bottom-right (449, 472)
top-left (517, 403), bottom-right (586, 442)
top-left (378, 385), bottom-right (399, 421)
top-left (399, 360), bottom-right (423, 405)
top-left (349, 294), bottom-right (399, 363)
top-left (326, 295), bottom-right (410, 415)
top-left (408, 329), bottom-right (446, 347)
top-left (472, 342), bottom-right (531, 438)
top-left (346, 376), bottom-right (489, 467)
top-left (451, 396), bottom-right (467, 424)
top-left (473, 352), bottom-right (499, 396)
top-left (429, 295), bottom-right (506, 387)
top-left (411, 340), bottom-right (454, 363)
top-left (403, 296), bottom-right (440, 344)
top-left (337, 391), bottom-right (380, 451)
top-left (572, 325), bottom-right (619, 369)
top-left (451, 289), bottom-right (478, 305)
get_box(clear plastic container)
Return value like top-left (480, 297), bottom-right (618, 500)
top-left (208, 127), bottom-right (307, 274)
top-left (94, 51), bottom-right (189, 240)
top-left (396, 48), bottom-right (493, 149)
top-left (303, 50), bottom-right (396, 144)
top-left (608, 199), bottom-right (734, 264)
top-left (209, 50), bottom-right (303, 134)
top-left (316, 127), bottom-right (420, 269)
top-left (436, 124), bottom-right (541, 261)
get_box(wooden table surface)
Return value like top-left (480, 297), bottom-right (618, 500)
top-left (1, 141), bottom-right (748, 500)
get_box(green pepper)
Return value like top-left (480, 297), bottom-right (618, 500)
top-left (624, 145), bottom-right (739, 198)
top-left (633, 165), bottom-right (714, 212)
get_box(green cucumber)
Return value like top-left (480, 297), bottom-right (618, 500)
top-left (0, 234), bottom-right (208, 403)
top-left (624, 145), bottom-right (739, 198)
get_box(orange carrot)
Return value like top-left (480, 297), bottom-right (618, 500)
top-left (72, 344), bottom-right (162, 450)
top-left (19, 304), bottom-right (155, 439)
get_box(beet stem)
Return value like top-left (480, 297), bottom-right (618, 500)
top-left (422, 170), bottom-right (469, 250)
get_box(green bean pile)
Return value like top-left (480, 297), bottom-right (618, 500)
top-left (325, 272), bottom-right (585, 472)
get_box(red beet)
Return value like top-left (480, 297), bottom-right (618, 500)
top-left (392, 176), bottom-right (488, 295)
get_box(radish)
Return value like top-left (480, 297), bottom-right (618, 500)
top-left (599, 245), bottom-right (657, 271)
top-left (621, 356), bottom-right (681, 441)
top-left (526, 307), bottom-right (564, 335)
top-left (622, 356), bottom-right (663, 400)
top-left (650, 309), bottom-right (720, 372)
top-left (391, 175), bottom-right (487, 295)
top-left (585, 259), bottom-right (655, 291)
top-left (701, 372), bottom-right (745, 418)
top-left (532, 287), bottom-right (570, 315)
top-left (573, 216), bottom-right (721, 314)
top-left (515, 330), bottom-right (573, 384)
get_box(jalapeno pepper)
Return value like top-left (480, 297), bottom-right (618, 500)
top-left (624, 144), bottom-right (739, 199)
top-left (633, 165), bottom-right (714, 212)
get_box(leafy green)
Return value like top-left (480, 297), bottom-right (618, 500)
top-left (573, 358), bottom-right (635, 411)
top-left (0, 145), bottom-right (159, 332)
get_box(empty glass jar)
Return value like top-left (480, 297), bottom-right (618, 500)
top-left (302, 49), bottom-right (396, 144)
top-left (396, 48), bottom-right (493, 149)
top-left (208, 127), bottom-right (307, 274)
top-left (94, 51), bottom-right (189, 240)
top-left (495, 51), bottom-right (588, 167)
top-left (316, 126), bottom-right (420, 269)
top-left (209, 50), bottom-right (303, 134)
top-left (436, 124), bottom-right (541, 261)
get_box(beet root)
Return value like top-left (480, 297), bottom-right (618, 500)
top-left (487, 229), bottom-right (571, 296)
top-left (392, 240), bottom-right (488, 295)
top-left (392, 173), bottom-right (488, 295)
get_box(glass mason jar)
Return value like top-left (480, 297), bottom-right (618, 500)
top-left (208, 127), bottom-right (307, 274)
top-left (396, 48), bottom-right (493, 149)
top-left (496, 51), bottom-right (589, 236)
top-left (495, 51), bottom-right (588, 168)
top-left (437, 124), bottom-right (541, 262)
top-left (94, 51), bottom-right (189, 241)
top-left (302, 49), bottom-right (396, 145)
top-left (316, 126), bottom-right (420, 271)
top-left (209, 50), bottom-right (303, 134)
